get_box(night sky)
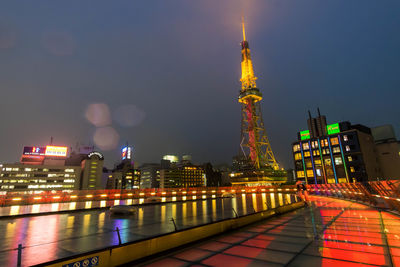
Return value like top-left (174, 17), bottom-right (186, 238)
top-left (0, 1), bottom-right (399, 169)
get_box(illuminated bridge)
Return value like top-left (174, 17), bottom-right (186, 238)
top-left (0, 181), bottom-right (399, 266)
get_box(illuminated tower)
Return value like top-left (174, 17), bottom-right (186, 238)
top-left (238, 20), bottom-right (278, 170)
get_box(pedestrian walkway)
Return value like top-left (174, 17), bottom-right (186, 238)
top-left (137, 196), bottom-right (400, 267)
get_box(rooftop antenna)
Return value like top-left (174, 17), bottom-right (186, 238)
top-left (50, 136), bottom-right (53, 145)
top-left (317, 107), bottom-right (321, 117)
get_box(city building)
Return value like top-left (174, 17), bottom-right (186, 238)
top-left (79, 152), bottom-right (105, 190)
top-left (162, 155), bottom-right (179, 163)
top-left (203, 163), bottom-right (222, 187)
top-left (0, 144), bottom-right (104, 191)
top-left (160, 164), bottom-right (205, 188)
top-left (371, 125), bottom-right (400, 179)
top-left (292, 111), bottom-right (382, 184)
top-left (139, 163), bottom-right (160, 189)
top-left (140, 155), bottom-right (207, 189)
top-left (107, 146), bottom-right (140, 189)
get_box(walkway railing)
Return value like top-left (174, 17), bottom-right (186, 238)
top-left (308, 180), bottom-right (400, 213)
top-left (0, 186), bottom-right (297, 206)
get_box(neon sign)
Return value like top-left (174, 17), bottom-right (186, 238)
top-left (45, 146), bottom-right (68, 157)
top-left (122, 146), bottom-right (132, 160)
top-left (327, 123), bottom-right (340, 135)
top-left (300, 130), bottom-right (310, 140)
top-left (23, 146), bottom-right (46, 156)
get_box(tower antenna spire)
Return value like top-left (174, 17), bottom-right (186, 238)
top-left (241, 16), bottom-right (246, 41)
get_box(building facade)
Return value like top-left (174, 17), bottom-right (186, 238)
top-left (293, 113), bottom-right (381, 184)
top-left (0, 145), bottom-right (105, 192)
top-left (139, 163), bottom-right (160, 189)
top-left (372, 125), bottom-right (400, 179)
top-left (0, 164), bottom-right (81, 191)
top-left (160, 165), bottom-right (205, 188)
top-left (79, 152), bottom-right (105, 190)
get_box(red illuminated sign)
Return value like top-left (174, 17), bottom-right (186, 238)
top-left (23, 146), bottom-right (46, 156)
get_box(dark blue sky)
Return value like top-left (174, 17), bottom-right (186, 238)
top-left (0, 1), bottom-right (399, 168)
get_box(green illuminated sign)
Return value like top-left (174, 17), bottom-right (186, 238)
top-left (300, 130), bottom-right (310, 140)
top-left (327, 123), bottom-right (340, 135)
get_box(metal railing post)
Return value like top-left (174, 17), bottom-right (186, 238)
top-left (17, 244), bottom-right (22, 267)
top-left (232, 208), bottom-right (238, 218)
top-left (170, 218), bottom-right (178, 231)
top-left (116, 227), bottom-right (122, 245)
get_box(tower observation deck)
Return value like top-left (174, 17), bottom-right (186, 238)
top-left (233, 19), bottom-right (286, 185)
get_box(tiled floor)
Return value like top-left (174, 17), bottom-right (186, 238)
top-left (137, 196), bottom-right (400, 266)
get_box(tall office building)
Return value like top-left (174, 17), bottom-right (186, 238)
top-left (293, 112), bottom-right (381, 184)
top-left (79, 151), bottom-right (105, 190)
top-left (160, 165), bottom-right (205, 188)
top-left (107, 146), bottom-right (140, 189)
top-left (139, 163), bottom-right (160, 189)
top-left (0, 144), bottom-right (104, 191)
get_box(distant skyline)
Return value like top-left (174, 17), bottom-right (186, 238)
top-left (0, 1), bottom-right (399, 169)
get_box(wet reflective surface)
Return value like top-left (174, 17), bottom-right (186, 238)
top-left (141, 196), bottom-right (400, 267)
top-left (0, 193), bottom-right (295, 266)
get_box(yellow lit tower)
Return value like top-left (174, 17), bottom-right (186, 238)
top-left (238, 19), bottom-right (279, 171)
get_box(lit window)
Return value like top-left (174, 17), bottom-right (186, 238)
top-left (330, 137), bottom-right (339, 145)
top-left (302, 143), bottom-right (310, 150)
top-left (312, 150), bottom-right (320, 156)
top-left (343, 135), bottom-right (348, 141)
top-left (306, 170), bottom-right (314, 177)
top-left (311, 141), bottom-right (319, 149)
top-left (293, 144), bottom-right (300, 152)
top-left (65, 169), bottom-right (74, 173)
top-left (334, 157), bottom-right (343, 165)
top-left (304, 151), bottom-right (310, 157)
top-left (346, 145), bottom-right (350, 152)
top-left (296, 171), bottom-right (305, 178)
top-left (332, 147), bottom-right (341, 153)
top-left (350, 167), bottom-right (355, 172)
top-left (348, 156), bottom-right (353, 162)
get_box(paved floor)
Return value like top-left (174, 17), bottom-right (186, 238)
top-left (0, 193), bottom-right (294, 266)
top-left (137, 196), bottom-right (400, 267)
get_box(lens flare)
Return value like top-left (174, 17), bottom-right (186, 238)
top-left (93, 126), bottom-right (119, 151)
top-left (85, 103), bottom-right (112, 127)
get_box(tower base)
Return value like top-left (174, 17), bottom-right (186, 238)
top-left (230, 167), bottom-right (287, 186)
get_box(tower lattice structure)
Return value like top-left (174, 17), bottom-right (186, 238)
top-left (238, 21), bottom-right (278, 171)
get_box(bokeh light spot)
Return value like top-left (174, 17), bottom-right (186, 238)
top-left (85, 103), bottom-right (112, 127)
top-left (93, 127), bottom-right (119, 151)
